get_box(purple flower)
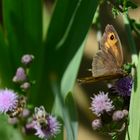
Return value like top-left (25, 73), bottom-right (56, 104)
top-left (33, 106), bottom-right (61, 139)
top-left (90, 91), bottom-right (114, 116)
top-left (13, 67), bottom-right (27, 83)
top-left (21, 54), bottom-right (34, 65)
top-left (0, 89), bottom-right (18, 113)
top-left (112, 110), bottom-right (125, 121)
top-left (113, 76), bottom-right (133, 96)
top-left (92, 119), bottom-right (102, 130)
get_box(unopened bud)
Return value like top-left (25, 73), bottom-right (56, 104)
top-left (20, 82), bottom-right (31, 91)
top-left (22, 108), bottom-right (30, 118)
top-left (8, 117), bottom-right (19, 125)
top-left (13, 67), bottom-right (27, 83)
top-left (92, 119), bottom-right (102, 130)
top-left (112, 110), bottom-right (125, 121)
top-left (21, 54), bottom-right (34, 66)
top-left (122, 109), bottom-right (128, 116)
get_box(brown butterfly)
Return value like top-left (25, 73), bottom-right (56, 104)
top-left (78, 24), bottom-right (127, 84)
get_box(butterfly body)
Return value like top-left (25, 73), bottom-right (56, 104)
top-left (78, 24), bottom-right (127, 84)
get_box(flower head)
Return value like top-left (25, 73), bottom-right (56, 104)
top-left (113, 76), bottom-right (133, 96)
top-left (112, 110), bottom-right (125, 121)
top-left (21, 54), bottom-right (34, 66)
top-left (0, 89), bottom-right (18, 113)
top-left (33, 106), bottom-right (61, 139)
top-left (90, 91), bottom-right (114, 116)
top-left (92, 119), bottom-right (102, 130)
top-left (13, 67), bottom-right (27, 83)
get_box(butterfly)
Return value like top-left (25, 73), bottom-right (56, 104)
top-left (78, 24), bottom-right (128, 84)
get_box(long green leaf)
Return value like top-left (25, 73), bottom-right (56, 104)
top-left (2, 0), bottom-right (42, 66)
top-left (0, 27), bottom-right (13, 87)
top-left (125, 54), bottom-right (140, 140)
top-left (2, 0), bottom-right (45, 106)
top-left (40, 1), bottom-right (99, 140)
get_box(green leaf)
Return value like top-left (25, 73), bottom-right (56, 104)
top-left (2, 0), bottom-right (46, 105)
top-left (52, 91), bottom-right (78, 140)
top-left (61, 41), bottom-right (85, 97)
top-left (0, 115), bottom-right (23, 140)
top-left (40, 0), bottom-right (99, 140)
top-left (125, 55), bottom-right (140, 140)
top-left (2, 0), bottom-right (42, 65)
top-left (45, 0), bottom-right (79, 49)
top-left (0, 27), bottom-right (13, 87)
top-left (64, 92), bottom-right (78, 140)
top-left (126, 0), bottom-right (138, 9)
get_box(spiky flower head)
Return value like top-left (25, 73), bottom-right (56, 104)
top-left (113, 76), bottom-right (133, 96)
top-left (0, 89), bottom-right (18, 113)
top-left (33, 106), bottom-right (61, 139)
top-left (90, 91), bottom-right (114, 116)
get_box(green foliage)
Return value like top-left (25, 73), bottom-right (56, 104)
top-left (125, 56), bottom-right (140, 140)
top-left (0, 0), bottom-right (99, 140)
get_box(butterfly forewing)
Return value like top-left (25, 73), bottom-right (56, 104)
top-left (100, 25), bottom-right (123, 67)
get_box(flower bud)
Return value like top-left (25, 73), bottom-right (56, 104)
top-left (122, 109), bottom-right (128, 116)
top-left (13, 67), bottom-right (27, 83)
top-left (112, 110), bottom-right (125, 121)
top-left (21, 54), bottom-right (34, 66)
top-left (8, 117), bottom-right (19, 125)
top-left (92, 119), bottom-right (102, 130)
top-left (22, 108), bottom-right (30, 118)
top-left (20, 82), bottom-right (31, 91)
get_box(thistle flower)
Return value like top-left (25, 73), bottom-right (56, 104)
top-left (21, 54), bottom-right (34, 65)
top-left (113, 76), bottom-right (133, 96)
top-left (33, 106), bottom-right (61, 139)
top-left (0, 89), bottom-right (18, 113)
top-left (90, 91), bottom-right (114, 116)
top-left (92, 119), bottom-right (102, 130)
top-left (13, 67), bottom-right (27, 83)
top-left (112, 110), bottom-right (125, 121)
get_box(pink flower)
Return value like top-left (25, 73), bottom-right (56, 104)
top-left (12, 67), bottom-right (27, 83)
top-left (0, 89), bottom-right (18, 113)
top-left (90, 91), bottom-right (114, 116)
top-left (21, 54), bottom-right (34, 65)
top-left (33, 106), bottom-right (61, 139)
top-left (92, 119), bottom-right (102, 130)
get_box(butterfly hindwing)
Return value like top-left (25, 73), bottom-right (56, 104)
top-left (92, 48), bottom-right (119, 77)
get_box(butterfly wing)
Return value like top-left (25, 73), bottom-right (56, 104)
top-left (100, 24), bottom-right (123, 67)
top-left (92, 24), bottom-right (123, 77)
top-left (78, 25), bottom-right (124, 84)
